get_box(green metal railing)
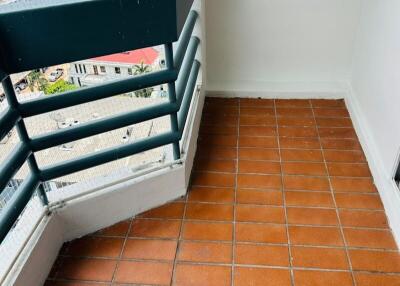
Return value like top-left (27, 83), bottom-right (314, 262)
top-left (0, 3), bottom-right (200, 243)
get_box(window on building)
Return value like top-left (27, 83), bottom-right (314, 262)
top-left (79, 64), bottom-right (83, 74)
top-left (100, 66), bottom-right (106, 73)
top-left (70, 77), bottom-right (75, 84)
top-left (159, 59), bottom-right (166, 68)
top-left (77, 77), bottom-right (82, 87)
top-left (83, 65), bottom-right (87, 73)
top-left (74, 64), bottom-right (78, 74)
top-left (128, 68), bottom-right (132, 75)
top-left (93, 65), bottom-right (98, 75)
top-left (115, 67), bottom-right (121, 74)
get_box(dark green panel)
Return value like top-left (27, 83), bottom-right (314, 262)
top-left (176, 0), bottom-right (195, 35)
top-left (0, 0), bottom-right (178, 73)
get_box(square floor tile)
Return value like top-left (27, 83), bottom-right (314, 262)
top-left (287, 207), bottom-right (339, 226)
top-left (65, 237), bottom-right (124, 258)
top-left (182, 221), bottom-right (233, 241)
top-left (236, 205), bottom-right (285, 224)
top-left (237, 189), bottom-right (283, 205)
top-left (237, 174), bottom-right (282, 189)
top-left (174, 264), bottom-right (231, 286)
top-left (185, 203), bottom-right (234, 221)
top-left (238, 160), bottom-right (281, 174)
top-left (234, 267), bottom-right (291, 286)
top-left (331, 177), bottom-right (377, 193)
top-left (285, 191), bottom-right (334, 207)
top-left (236, 223), bottom-right (287, 244)
top-left (335, 193), bottom-right (383, 210)
top-left (114, 260), bottom-right (173, 285)
top-left (188, 186), bottom-right (235, 203)
top-left (122, 239), bottom-right (177, 260)
top-left (344, 228), bottom-right (397, 250)
top-left (291, 246), bottom-right (349, 270)
top-left (129, 219), bottom-right (181, 239)
top-left (57, 258), bottom-right (116, 282)
top-left (354, 273), bottom-right (400, 286)
top-left (289, 226), bottom-right (344, 246)
top-left (294, 270), bottom-right (353, 286)
top-left (283, 175), bottom-right (330, 192)
top-left (178, 241), bottom-right (232, 264)
top-left (339, 209), bottom-right (388, 228)
top-left (235, 244), bottom-right (289, 266)
top-left (349, 249), bottom-right (400, 272)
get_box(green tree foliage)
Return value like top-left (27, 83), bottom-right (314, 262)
top-left (45, 80), bottom-right (77, 95)
top-left (27, 70), bottom-right (48, 92)
top-left (133, 61), bottom-right (153, 98)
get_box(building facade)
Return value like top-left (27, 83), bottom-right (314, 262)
top-left (69, 47), bottom-right (162, 87)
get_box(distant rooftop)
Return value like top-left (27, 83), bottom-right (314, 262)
top-left (90, 48), bottom-right (159, 65)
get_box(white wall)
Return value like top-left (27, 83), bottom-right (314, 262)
top-left (350, 0), bottom-right (400, 243)
top-left (205, 0), bottom-right (360, 93)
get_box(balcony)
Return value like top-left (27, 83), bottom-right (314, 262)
top-left (1, 0), bottom-right (400, 286)
top-left (41, 97), bottom-right (399, 286)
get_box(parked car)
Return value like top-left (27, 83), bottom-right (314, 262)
top-left (14, 81), bottom-right (28, 93)
top-left (48, 69), bottom-right (63, 82)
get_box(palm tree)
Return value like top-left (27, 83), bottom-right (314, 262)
top-left (27, 70), bottom-right (48, 92)
top-left (133, 61), bottom-right (153, 98)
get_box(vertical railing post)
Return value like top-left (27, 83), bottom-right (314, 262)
top-left (2, 75), bottom-right (49, 206)
top-left (164, 43), bottom-right (181, 160)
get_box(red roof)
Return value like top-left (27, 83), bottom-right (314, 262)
top-left (91, 48), bottom-right (159, 65)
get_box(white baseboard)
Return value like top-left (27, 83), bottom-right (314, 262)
top-left (207, 90), bottom-right (347, 100)
top-left (206, 80), bottom-right (349, 98)
top-left (345, 87), bottom-right (400, 248)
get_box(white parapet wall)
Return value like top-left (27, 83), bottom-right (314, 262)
top-left (4, 85), bottom-right (205, 286)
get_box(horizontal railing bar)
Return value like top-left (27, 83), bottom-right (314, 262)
top-left (0, 107), bottom-right (20, 141)
top-left (19, 69), bottom-right (178, 118)
top-left (176, 37), bottom-right (200, 103)
top-left (31, 102), bottom-right (179, 151)
top-left (178, 60), bottom-right (201, 131)
top-left (0, 142), bottom-right (31, 193)
top-left (0, 173), bottom-right (40, 243)
top-left (174, 10), bottom-right (199, 71)
top-left (40, 131), bottom-right (181, 181)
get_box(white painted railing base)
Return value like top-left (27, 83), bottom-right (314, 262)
top-left (3, 85), bottom-right (205, 286)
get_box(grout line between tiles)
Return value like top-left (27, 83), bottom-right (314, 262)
top-left (311, 103), bottom-right (358, 286)
top-left (170, 179), bottom-right (189, 285)
top-left (274, 98), bottom-right (295, 286)
top-left (230, 97), bottom-right (240, 286)
top-left (110, 216), bottom-right (134, 284)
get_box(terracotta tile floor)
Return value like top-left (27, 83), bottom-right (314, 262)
top-left (45, 98), bottom-right (400, 286)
